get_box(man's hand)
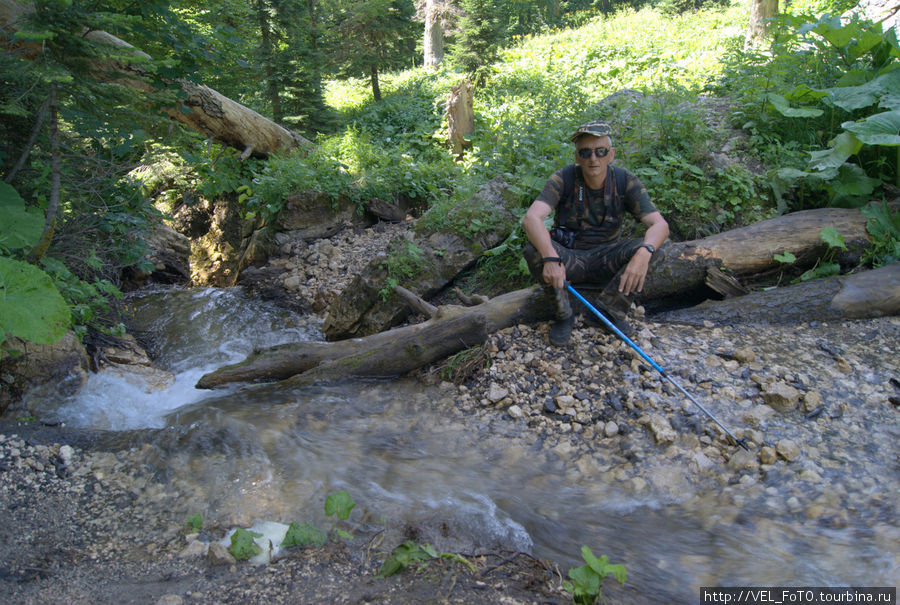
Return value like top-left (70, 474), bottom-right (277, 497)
top-left (542, 260), bottom-right (566, 290)
top-left (618, 248), bottom-right (651, 295)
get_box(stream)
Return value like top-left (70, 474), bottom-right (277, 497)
top-left (23, 286), bottom-right (900, 602)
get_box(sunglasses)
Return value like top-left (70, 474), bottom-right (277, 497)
top-left (577, 147), bottom-right (611, 159)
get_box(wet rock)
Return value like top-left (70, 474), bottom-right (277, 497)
top-left (743, 405), bottom-right (776, 427)
top-left (487, 383), bottom-right (509, 403)
top-left (763, 382), bottom-right (802, 413)
top-left (604, 421), bottom-right (619, 437)
top-left (207, 542), bottom-right (235, 566)
top-left (759, 446), bottom-right (777, 465)
top-left (647, 414), bottom-right (677, 445)
top-left (179, 539), bottom-right (208, 558)
top-left (802, 390), bottom-right (823, 413)
top-left (733, 347), bottom-right (756, 363)
top-left (776, 439), bottom-right (801, 461)
top-left (727, 449), bottom-right (759, 472)
top-left (555, 395), bottom-right (576, 413)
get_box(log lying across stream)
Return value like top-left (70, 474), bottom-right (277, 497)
top-left (196, 287), bottom-right (550, 388)
top-left (197, 205), bottom-right (898, 388)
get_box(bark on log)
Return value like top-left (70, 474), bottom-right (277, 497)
top-left (1, 0), bottom-right (312, 157)
top-left (627, 207), bottom-right (871, 302)
top-left (197, 309), bottom-right (494, 388)
top-left (655, 261), bottom-right (900, 326)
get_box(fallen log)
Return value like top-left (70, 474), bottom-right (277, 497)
top-left (198, 259), bottom-right (899, 387)
top-left (654, 261), bottom-right (900, 326)
top-left (324, 205), bottom-right (872, 340)
top-left (196, 306), bottom-right (504, 388)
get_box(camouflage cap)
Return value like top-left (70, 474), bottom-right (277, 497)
top-left (569, 121), bottom-right (613, 142)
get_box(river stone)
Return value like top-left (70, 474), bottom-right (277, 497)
top-left (179, 539), bottom-right (208, 558)
top-left (604, 421), bottom-right (619, 437)
top-left (759, 446), bottom-right (777, 465)
top-left (647, 414), bottom-right (677, 445)
top-left (742, 404), bottom-right (776, 427)
top-left (762, 381), bottom-right (802, 412)
top-left (689, 450), bottom-right (715, 472)
top-left (776, 439), bottom-right (801, 461)
top-left (727, 448), bottom-right (759, 471)
top-left (487, 383), bottom-right (509, 403)
top-left (802, 390), bottom-right (823, 413)
top-left (207, 542), bottom-right (235, 566)
top-left (507, 404), bottom-right (524, 419)
top-left (733, 347), bottom-right (756, 363)
top-left (555, 394), bottom-right (576, 412)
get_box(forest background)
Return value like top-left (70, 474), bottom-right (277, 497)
top-left (1, 0), bottom-right (898, 358)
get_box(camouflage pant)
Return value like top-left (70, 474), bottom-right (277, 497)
top-left (523, 237), bottom-right (650, 319)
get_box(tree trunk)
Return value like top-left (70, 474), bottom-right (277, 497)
top-left (324, 203), bottom-right (871, 341)
top-left (423, 0), bottom-right (444, 69)
top-left (640, 206), bottom-right (870, 302)
top-left (371, 64), bottom-right (382, 102)
top-left (25, 83), bottom-right (58, 264)
top-left (446, 79), bottom-right (474, 158)
top-left (747, 0), bottom-right (779, 44)
top-left (0, 0), bottom-right (312, 157)
top-left (256, 0), bottom-right (283, 124)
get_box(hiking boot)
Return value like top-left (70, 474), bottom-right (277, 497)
top-left (549, 312), bottom-right (575, 346)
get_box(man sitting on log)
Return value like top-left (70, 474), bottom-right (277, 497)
top-left (521, 120), bottom-right (670, 346)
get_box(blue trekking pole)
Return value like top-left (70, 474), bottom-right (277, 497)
top-left (567, 284), bottom-right (749, 451)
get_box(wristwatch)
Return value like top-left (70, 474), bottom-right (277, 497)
top-left (639, 243), bottom-right (656, 255)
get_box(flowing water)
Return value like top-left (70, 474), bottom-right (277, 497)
top-left (25, 287), bottom-right (899, 602)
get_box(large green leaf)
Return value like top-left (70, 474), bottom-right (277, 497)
top-left (826, 70), bottom-right (900, 111)
top-left (0, 257), bottom-right (70, 346)
top-left (0, 183), bottom-right (44, 251)
top-left (842, 110), bottom-right (900, 146)
top-left (807, 132), bottom-right (862, 172)
top-left (804, 16), bottom-right (853, 47)
top-left (767, 93), bottom-right (823, 118)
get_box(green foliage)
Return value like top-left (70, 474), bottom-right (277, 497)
top-left (635, 157), bottom-right (765, 239)
top-left (715, 14), bottom-right (899, 210)
top-left (228, 528), bottom-right (263, 561)
top-left (376, 541), bottom-right (474, 578)
top-left (861, 201), bottom-right (900, 267)
top-left (185, 513), bottom-right (203, 533)
top-left (0, 183), bottom-right (44, 254)
top-left (325, 489), bottom-right (356, 521)
top-left (562, 546), bottom-right (626, 605)
top-left (0, 256), bottom-right (71, 357)
top-left (281, 522), bottom-right (327, 548)
top-left (452, 0), bottom-right (503, 78)
top-left (328, 0), bottom-right (417, 100)
top-left (774, 226), bottom-right (847, 282)
top-left (379, 239), bottom-right (427, 299)
top-left (40, 257), bottom-right (125, 340)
